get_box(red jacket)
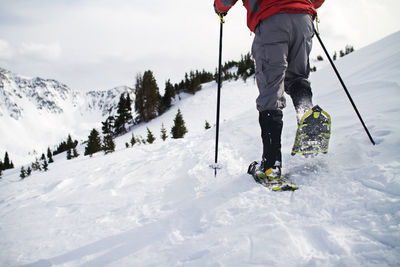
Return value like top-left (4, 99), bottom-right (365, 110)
top-left (214, 0), bottom-right (324, 32)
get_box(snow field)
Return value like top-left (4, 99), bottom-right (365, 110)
top-left (1, 32), bottom-right (400, 266)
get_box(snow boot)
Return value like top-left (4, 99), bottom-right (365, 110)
top-left (255, 160), bottom-right (282, 181)
top-left (286, 79), bottom-right (313, 123)
top-left (259, 109), bottom-right (283, 171)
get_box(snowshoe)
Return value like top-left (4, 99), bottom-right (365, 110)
top-left (291, 105), bottom-right (331, 156)
top-left (247, 161), bottom-right (298, 191)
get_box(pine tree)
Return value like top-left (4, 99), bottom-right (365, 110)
top-left (114, 94), bottom-right (126, 134)
top-left (125, 93), bottom-right (133, 123)
top-left (84, 128), bottom-right (102, 156)
top-left (146, 128), bottom-right (156, 144)
top-left (114, 93), bottom-right (133, 135)
top-left (102, 115), bottom-right (115, 136)
top-left (134, 73), bottom-right (144, 122)
top-left (47, 147), bottom-right (54, 163)
top-left (32, 158), bottom-right (41, 171)
top-left (73, 147), bottom-right (79, 158)
top-left (242, 71), bottom-right (248, 83)
top-left (53, 140), bottom-right (68, 156)
top-left (67, 148), bottom-right (72, 160)
top-left (42, 158), bottom-right (48, 171)
top-left (160, 123), bottom-right (168, 141)
top-left (67, 134), bottom-right (74, 150)
top-left (0, 168), bottom-right (2, 179)
top-left (130, 133), bottom-right (137, 147)
top-left (31, 161), bottom-right (36, 171)
top-left (159, 80), bottom-right (175, 115)
top-left (27, 167), bottom-right (32, 176)
top-left (103, 134), bottom-right (115, 154)
top-left (53, 134), bottom-right (78, 156)
top-left (345, 45), bottom-right (354, 55)
top-left (171, 109), bottom-right (188, 139)
top-left (205, 121), bottom-right (211, 130)
top-left (237, 52), bottom-right (255, 81)
top-left (20, 167), bottom-right (26, 179)
top-left (0, 160), bottom-right (3, 171)
top-left (3, 152), bottom-right (11, 170)
top-left (191, 75), bottom-right (202, 94)
top-left (135, 71), bottom-right (161, 122)
top-left (36, 158), bottom-right (41, 171)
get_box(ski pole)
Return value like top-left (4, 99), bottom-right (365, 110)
top-left (314, 29), bottom-right (376, 145)
top-left (213, 14), bottom-right (225, 176)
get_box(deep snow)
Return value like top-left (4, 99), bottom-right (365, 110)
top-left (1, 32), bottom-right (399, 267)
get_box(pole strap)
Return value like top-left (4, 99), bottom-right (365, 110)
top-left (315, 14), bottom-right (320, 35)
top-left (219, 13), bottom-right (225, 24)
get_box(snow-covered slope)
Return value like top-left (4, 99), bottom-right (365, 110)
top-left (1, 32), bottom-right (399, 267)
top-left (0, 68), bottom-right (134, 164)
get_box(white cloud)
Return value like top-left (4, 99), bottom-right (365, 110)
top-left (0, 0), bottom-right (399, 91)
top-left (0, 39), bottom-right (14, 59)
top-left (18, 42), bottom-right (62, 61)
top-left (316, 0), bottom-right (400, 49)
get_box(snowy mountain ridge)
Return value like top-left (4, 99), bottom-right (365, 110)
top-left (85, 86), bottom-right (134, 117)
top-left (0, 67), bottom-right (134, 120)
top-left (1, 67), bottom-right (78, 119)
top-left (0, 68), bottom-right (134, 164)
top-left (0, 32), bottom-right (399, 267)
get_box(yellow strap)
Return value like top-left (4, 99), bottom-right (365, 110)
top-left (219, 13), bottom-right (225, 24)
top-left (315, 13), bottom-right (320, 34)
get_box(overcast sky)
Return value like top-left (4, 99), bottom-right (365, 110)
top-left (0, 0), bottom-right (399, 92)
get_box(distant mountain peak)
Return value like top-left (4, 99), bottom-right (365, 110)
top-left (0, 68), bottom-right (135, 165)
top-left (0, 68), bottom-right (134, 120)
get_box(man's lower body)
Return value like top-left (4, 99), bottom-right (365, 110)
top-left (251, 13), bottom-right (314, 175)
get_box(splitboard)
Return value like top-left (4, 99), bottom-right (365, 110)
top-left (291, 105), bottom-right (331, 156)
top-left (247, 161), bottom-right (298, 191)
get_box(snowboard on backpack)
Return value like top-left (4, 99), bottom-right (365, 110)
top-left (247, 161), bottom-right (298, 191)
top-left (291, 105), bottom-right (331, 156)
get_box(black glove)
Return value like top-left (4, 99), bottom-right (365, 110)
top-left (214, 3), bottom-right (227, 17)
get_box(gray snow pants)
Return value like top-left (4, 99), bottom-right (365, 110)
top-left (251, 13), bottom-right (314, 113)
